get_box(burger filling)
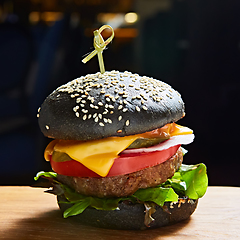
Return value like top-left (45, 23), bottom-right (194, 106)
top-left (44, 123), bottom-right (193, 177)
top-left (35, 123), bottom-right (208, 224)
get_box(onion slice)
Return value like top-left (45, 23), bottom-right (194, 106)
top-left (122, 134), bottom-right (195, 154)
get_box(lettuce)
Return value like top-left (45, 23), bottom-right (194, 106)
top-left (34, 163), bottom-right (208, 218)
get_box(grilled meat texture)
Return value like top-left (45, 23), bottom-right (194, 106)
top-left (56, 147), bottom-right (183, 198)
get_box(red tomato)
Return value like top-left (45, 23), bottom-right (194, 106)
top-left (50, 145), bottom-right (181, 178)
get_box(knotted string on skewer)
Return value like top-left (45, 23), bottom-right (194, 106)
top-left (82, 25), bottom-right (114, 74)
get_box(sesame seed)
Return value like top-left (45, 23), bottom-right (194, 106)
top-left (98, 113), bottom-right (102, 119)
top-left (95, 117), bottom-right (99, 122)
top-left (125, 120), bottom-right (130, 126)
top-left (45, 125), bottom-right (49, 130)
top-left (83, 114), bottom-right (87, 120)
top-left (75, 112), bottom-right (79, 117)
top-left (82, 109), bottom-right (88, 113)
top-left (122, 108), bottom-right (128, 112)
top-left (118, 116), bottom-right (122, 121)
top-left (88, 114), bottom-right (92, 119)
top-left (98, 102), bottom-right (103, 106)
top-left (37, 114), bottom-right (39, 118)
top-left (142, 106), bottom-right (148, 111)
top-left (99, 122), bottom-right (104, 126)
top-left (136, 106), bottom-right (141, 112)
top-left (117, 129), bottom-right (122, 133)
top-left (103, 109), bottom-right (108, 114)
top-left (108, 119), bottom-right (112, 124)
top-left (118, 105), bottom-right (123, 110)
top-left (93, 113), bottom-right (97, 118)
top-left (103, 118), bottom-right (108, 123)
top-left (38, 107), bottom-right (41, 112)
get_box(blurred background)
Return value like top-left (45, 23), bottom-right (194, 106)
top-left (0, 0), bottom-right (239, 187)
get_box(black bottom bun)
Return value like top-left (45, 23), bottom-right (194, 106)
top-left (57, 195), bottom-right (198, 230)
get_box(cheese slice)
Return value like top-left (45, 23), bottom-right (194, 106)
top-left (46, 135), bottom-right (138, 177)
top-left (44, 123), bottom-right (193, 177)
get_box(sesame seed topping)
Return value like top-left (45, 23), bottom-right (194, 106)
top-left (75, 112), bottom-right (80, 117)
top-left (45, 125), bottom-right (49, 130)
top-left (125, 120), bottom-right (130, 126)
top-left (142, 106), bottom-right (148, 111)
top-left (82, 109), bottom-right (88, 113)
top-left (117, 129), bottom-right (122, 133)
top-left (118, 116), bottom-right (122, 121)
top-left (83, 114), bottom-right (87, 120)
top-left (103, 109), bottom-right (108, 114)
top-left (136, 106), bottom-right (141, 112)
top-left (99, 122), bottom-right (104, 126)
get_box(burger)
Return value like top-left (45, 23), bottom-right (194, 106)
top-left (35, 70), bottom-right (208, 230)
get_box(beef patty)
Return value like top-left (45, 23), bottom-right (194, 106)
top-left (57, 147), bottom-right (183, 198)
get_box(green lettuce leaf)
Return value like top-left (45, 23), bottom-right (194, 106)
top-left (178, 163), bottom-right (208, 199)
top-left (133, 187), bottom-right (178, 206)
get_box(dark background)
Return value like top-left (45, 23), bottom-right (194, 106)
top-left (0, 0), bottom-right (239, 186)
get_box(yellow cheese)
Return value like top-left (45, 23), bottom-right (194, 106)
top-left (44, 123), bottom-right (193, 177)
top-left (169, 123), bottom-right (193, 136)
top-left (49, 135), bottom-right (138, 177)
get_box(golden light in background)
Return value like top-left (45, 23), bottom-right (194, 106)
top-left (29, 11), bottom-right (40, 23)
top-left (29, 11), bottom-right (63, 25)
top-left (124, 12), bottom-right (138, 24)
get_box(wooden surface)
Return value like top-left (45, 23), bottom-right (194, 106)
top-left (0, 186), bottom-right (239, 240)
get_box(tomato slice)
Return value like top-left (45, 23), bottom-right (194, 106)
top-left (50, 145), bottom-right (181, 178)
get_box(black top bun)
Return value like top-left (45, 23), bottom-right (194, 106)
top-left (38, 70), bottom-right (185, 141)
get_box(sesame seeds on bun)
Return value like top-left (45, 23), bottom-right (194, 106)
top-left (38, 70), bottom-right (185, 141)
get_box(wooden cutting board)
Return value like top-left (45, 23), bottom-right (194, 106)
top-left (0, 186), bottom-right (239, 239)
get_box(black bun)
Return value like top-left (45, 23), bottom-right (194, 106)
top-left (57, 195), bottom-right (198, 230)
top-left (38, 70), bottom-right (185, 141)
